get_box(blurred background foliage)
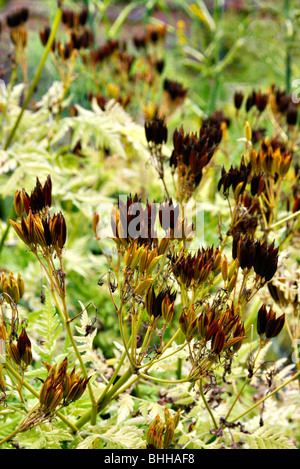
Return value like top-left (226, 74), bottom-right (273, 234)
top-left (2, 0), bottom-right (300, 122)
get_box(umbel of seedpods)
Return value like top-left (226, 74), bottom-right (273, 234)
top-left (257, 304), bottom-right (285, 345)
top-left (232, 233), bottom-right (279, 283)
top-left (8, 328), bottom-right (32, 368)
top-left (170, 121), bottom-right (223, 203)
top-left (17, 358), bottom-right (91, 432)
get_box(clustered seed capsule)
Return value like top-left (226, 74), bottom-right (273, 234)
top-left (39, 26), bottom-right (56, 52)
top-left (180, 303), bottom-right (245, 357)
top-left (40, 6), bottom-right (94, 60)
top-left (241, 88), bottom-right (268, 114)
top-left (39, 358), bottom-right (91, 414)
top-left (9, 328), bottom-right (32, 367)
top-left (145, 286), bottom-right (176, 323)
top-left (249, 138), bottom-right (293, 177)
top-left (10, 210), bottom-right (67, 254)
top-left (257, 304), bottom-right (285, 340)
top-left (145, 116), bottom-right (168, 147)
top-left (21, 175), bottom-right (52, 215)
top-left (163, 79), bottom-right (188, 103)
top-left (62, 6), bottom-right (88, 29)
top-left (218, 159), bottom-right (252, 198)
top-left (111, 194), bottom-right (158, 249)
top-left (273, 86), bottom-right (299, 127)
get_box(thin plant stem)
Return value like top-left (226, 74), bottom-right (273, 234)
top-left (199, 378), bottom-right (218, 429)
top-left (51, 284), bottom-right (98, 424)
top-left (75, 328), bottom-right (187, 430)
top-left (269, 210), bottom-right (300, 230)
top-left (231, 369), bottom-right (300, 424)
top-left (225, 345), bottom-right (262, 421)
top-left (284, 0), bottom-right (292, 93)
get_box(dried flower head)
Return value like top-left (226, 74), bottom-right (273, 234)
top-left (71, 29), bottom-right (94, 50)
top-left (145, 116), bottom-right (168, 147)
top-left (111, 194), bottom-right (157, 248)
top-left (250, 138), bottom-right (293, 177)
top-left (218, 159), bottom-right (252, 198)
top-left (186, 304), bottom-right (246, 381)
top-left (0, 270), bottom-right (25, 305)
top-left (171, 246), bottom-right (221, 289)
top-left (232, 233), bottom-right (279, 282)
top-left (21, 175), bottom-right (52, 216)
top-left (62, 6), bottom-right (88, 30)
top-left (39, 358), bottom-right (91, 414)
top-left (146, 408), bottom-right (180, 449)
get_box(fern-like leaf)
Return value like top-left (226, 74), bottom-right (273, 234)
top-left (33, 288), bottom-right (62, 365)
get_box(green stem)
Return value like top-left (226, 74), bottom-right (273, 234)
top-left (41, 253), bottom-right (97, 424)
top-left (117, 303), bottom-right (136, 370)
top-left (98, 349), bottom-right (128, 402)
top-left (4, 6), bottom-right (63, 150)
top-left (284, 0), bottom-right (292, 93)
top-left (199, 378), bottom-right (218, 429)
top-left (138, 371), bottom-right (189, 384)
top-left (0, 8), bottom-right (63, 257)
top-left (269, 210), bottom-right (300, 230)
top-left (52, 288), bottom-right (98, 424)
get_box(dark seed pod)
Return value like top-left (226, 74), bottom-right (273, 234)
top-left (234, 91), bottom-right (244, 110)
